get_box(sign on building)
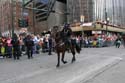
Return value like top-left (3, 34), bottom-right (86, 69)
top-left (80, 15), bottom-right (84, 22)
top-left (92, 31), bottom-right (102, 34)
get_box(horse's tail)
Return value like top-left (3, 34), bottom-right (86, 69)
top-left (75, 44), bottom-right (81, 54)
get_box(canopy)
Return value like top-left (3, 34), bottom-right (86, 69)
top-left (71, 23), bottom-right (125, 33)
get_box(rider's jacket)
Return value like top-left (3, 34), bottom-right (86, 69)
top-left (61, 27), bottom-right (72, 39)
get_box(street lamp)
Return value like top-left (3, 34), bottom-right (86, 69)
top-left (106, 17), bottom-right (110, 35)
top-left (80, 15), bottom-right (85, 37)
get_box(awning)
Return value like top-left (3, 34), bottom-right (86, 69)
top-left (71, 23), bottom-right (125, 33)
top-left (96, 24), bottom-right (125, 32)
top-left (71, 26), bottom-right (83, 32)
top-left (81, 22), bottom-right (93, 27)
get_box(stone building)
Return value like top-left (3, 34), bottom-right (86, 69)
top-left (24, 0), bottom-right (66, 34)
top-left (0, 0), bottom-right (22, 36)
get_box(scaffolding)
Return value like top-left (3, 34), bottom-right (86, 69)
top-left (67, 0), bottom-right (93, 23)
top-left (94, 0), bottom-right (125, 28)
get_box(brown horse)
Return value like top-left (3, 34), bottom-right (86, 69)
top-left (51, 26), bottom-right (80, 67)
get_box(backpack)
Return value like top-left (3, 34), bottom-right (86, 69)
top-left (1, 46), bottom-right (5, 55)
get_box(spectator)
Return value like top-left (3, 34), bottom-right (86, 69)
top-left (115, 38), bottom-right (121, 48)
top-left (25, 35), bottom-right (34, 59)
top-left (6, 36), bottom-right (12, 58)
top-left (48, 35), bottom-right (53, 55)
top-left (11, 33), bottom-right (20, 60)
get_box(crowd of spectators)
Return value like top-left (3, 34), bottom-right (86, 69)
top-left (74, 33), bottom-right (123, 49)
top-left (0, 32), bottom-right (122, 60)
top-left (0, 33), bottom-right (54, 59)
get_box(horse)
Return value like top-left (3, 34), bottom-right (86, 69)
top-left (51, 26), bottom-right (80, 67)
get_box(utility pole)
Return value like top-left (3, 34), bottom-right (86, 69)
top-left (112, 0), bottom-right (115, 25)
top-left (22, 0), bottom-right (24, 18)
top-left (11, 0), bottom-right (14, 37)
top-left (0, 0), bottom-right (1, 36)
top-left (32, 0), bottom-right (36, 34)
top-left (105, 0), bottom-right (108, 35)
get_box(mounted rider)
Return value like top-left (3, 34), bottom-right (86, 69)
top-left (61, 23), bottom-right (72, 48)
top-left (61, 23), bottom-right (81, 53)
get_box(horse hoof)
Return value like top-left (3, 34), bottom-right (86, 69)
top-left (72, 59), bottom-right (76, 63)
top-left (56, 65), bottom-right (60, 67)
top-left (63, 61), bottom-right (67, 64)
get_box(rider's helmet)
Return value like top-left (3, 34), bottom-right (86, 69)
top-left (64, 23), bottom-right (70, 29)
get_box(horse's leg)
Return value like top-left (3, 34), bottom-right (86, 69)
top-left (61, 52), bottom-right (67, 64)
top-left (70, 46), bottom-right (76, 63)
top-left (56, 52), bottom-right (60, 67)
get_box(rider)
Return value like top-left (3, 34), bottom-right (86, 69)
top-left (61, 23), bottom-right (72, 48)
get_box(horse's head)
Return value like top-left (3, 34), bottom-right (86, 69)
top-left (51, 26), bottom-right (60, 37)
top-left (51, 26), bottom-right (62, 43)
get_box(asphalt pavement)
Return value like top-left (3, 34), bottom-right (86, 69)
top-left (0, 46), bottom-right (124, 83)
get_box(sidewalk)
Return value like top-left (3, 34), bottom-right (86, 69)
top-left (0, 48), bottom-right (122, 83)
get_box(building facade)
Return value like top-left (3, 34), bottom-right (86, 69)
top-left (67, 0), bottom-right (93, 23)
top-left (0, 0), bottom-right (22, 36)
top-left (0, 0), bottom-right (12, 35)
top-left (47, 0), bottom-right (67, 29)
top-left (94, 0), bottom-right (125, 28)
top-left (24, 0), bottom-right (66, 34)
top-left (67, 0), bottom-right (125, 28)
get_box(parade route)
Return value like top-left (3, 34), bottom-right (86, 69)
top-left (0, 47), bottom-right (123, 83)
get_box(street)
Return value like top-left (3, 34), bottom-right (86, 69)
top-left (0, 0), bottom-right (125, 83)
top-left (0, 46), bottom-right (124, 83)
top-left (85, 47), bottom-right (125, 83)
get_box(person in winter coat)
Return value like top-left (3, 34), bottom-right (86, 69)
top-left (25, 35), bottom-right (34, 59)
top-left (11, 33), bottom-right (20, 60)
